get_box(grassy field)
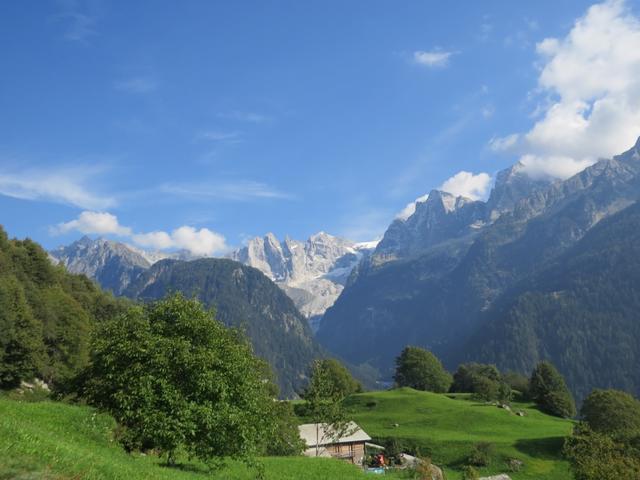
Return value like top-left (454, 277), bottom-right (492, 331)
top-left (345, 388), bottom-right (575, 479)
top-left (0, 389), bottom-right (575, 479)
top-left (0, 396), bottom-right (366, 480)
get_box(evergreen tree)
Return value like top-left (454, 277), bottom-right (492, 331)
top-left (394, 346), bottom-right (452, 393)
top-left (529, 361), bottom-right (576, 418)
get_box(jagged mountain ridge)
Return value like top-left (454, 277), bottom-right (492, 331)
top-left (230, 232), bottom-right (376, 331)
top-left (51, 231), bottom-right (376, 332)
top-left (317, 137), bottom-right (640, 400)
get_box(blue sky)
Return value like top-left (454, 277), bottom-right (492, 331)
top-left (2, 0), bottom-right (640, 254)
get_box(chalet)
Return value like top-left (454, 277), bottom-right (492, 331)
top-left (298, 421), bottom-right (371, 465)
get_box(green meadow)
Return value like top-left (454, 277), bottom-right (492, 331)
top-left (0, 396), bottom-right (365, 480)
top-left (0, 389), bottom-right (575, 479)
top-left (347, 388), bottom-right (574, 479)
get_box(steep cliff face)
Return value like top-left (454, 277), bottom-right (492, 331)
top-left (230, 232), bottom-right (375, 330)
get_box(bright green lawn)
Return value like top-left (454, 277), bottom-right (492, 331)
top-left (345, 388), bottom-right (575, 480)
top-left (0, 397), bottom-right (366, 480)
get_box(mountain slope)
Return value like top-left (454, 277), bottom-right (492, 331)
top-left (464, 200), bottom-right (640, 400)
top-left (50, 237), bottom-right (152, 295)
top-left (124, 258), bottom-right (322, 397)
top-left (317, 138), bottom-right (640, 398)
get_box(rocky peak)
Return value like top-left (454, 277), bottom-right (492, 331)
top-left (486, 162), bottom-right (551, 221)
top-left (229, 232), bottom-right (376, 329)
top-left (373, 190), bottom-right (486, 262)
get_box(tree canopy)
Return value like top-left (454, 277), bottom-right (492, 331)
top-left (0, 228), bottom-right (125, 389)
top-left (394, 346), bottom-right (452, 393)
top-left (83, 293), bottom-right (279, 465)
top-left (580, 389), bottom-right (640, 441)
top-left (529, 361), bottom-right (576, 418)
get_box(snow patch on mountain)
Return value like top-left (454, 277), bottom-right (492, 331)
top-left (230, 232), bottom-right (376, 331)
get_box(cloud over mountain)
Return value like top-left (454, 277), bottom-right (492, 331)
top-left (495, 0), bottom-right (640, 180)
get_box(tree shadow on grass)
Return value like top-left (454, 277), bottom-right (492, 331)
top-left (159, 461), bottom-right (209, 474)
top-left (514, 436), bottom-right (566, 460)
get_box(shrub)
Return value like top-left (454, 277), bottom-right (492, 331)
top-left (467, 442), bottom-right (493, 467)
top-left (462, 465), bottom-right (480, 480)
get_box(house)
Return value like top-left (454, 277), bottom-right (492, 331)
top-left (298, 421), bottom-right (371, 465)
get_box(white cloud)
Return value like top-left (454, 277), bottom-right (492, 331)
top-left (160, 180), bottom-right (292, 201)
top-left (498, 0), bottom-right (640, 179)
top-left (439, 171), bottom-right (492, 200)
top-left (413, 50), bottom-right (455, 68)
top-left (55, 211), bottom-right (228, 256)
top-left (489, 133), bottom-right (520, 152)
top-left (114, 77), bottom-right (157, 94)
top-left (133, 226), bottom-right (228, 256)
top-left (54, 211), bottom-right (132, 236)
top-left (0, 167), bottom-right (115, 209)
top-left (396, 193), bottom-right (429, 221)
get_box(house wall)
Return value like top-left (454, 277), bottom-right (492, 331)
top-left (303, 441), bottom-right (366, 465)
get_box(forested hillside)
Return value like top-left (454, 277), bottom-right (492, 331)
top-left (0, 226), bottom-right (126, 389)
top-left (124, 258), bottom-right (323, 397)
top-left (464, 201), bottom-right (640, 400)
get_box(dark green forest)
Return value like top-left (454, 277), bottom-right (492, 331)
top-left (124, 258), bottom-right (323, 397)
top-left (0, 226), bottom-right (127, 389)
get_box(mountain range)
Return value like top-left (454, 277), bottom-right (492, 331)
top-left (49, 137), bottom-right (640, 401)
top-left (317, 137), bottom-right (640, 400)
top-left (49, 232), bottom-right (375, 396)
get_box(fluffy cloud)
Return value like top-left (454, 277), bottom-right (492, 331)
top-left (132, 227), bottom-right (227, 256)
top-left (413, 50), bottom-right (455, 68)
top-left (55, 211), bottom-right (132, 236)
top-left (496, 0), bottom-right (640, 179)
top-left (439, 171), bottom-right (492, 200)
top-left (0, 167), bottom-right (115, 210)
top-left (55, 211), bottom-right (228, 256)
top-left (396, 193), bottom-right (429, 221)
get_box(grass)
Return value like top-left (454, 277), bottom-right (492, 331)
top-left (344, 388), bottom-right (575, 479)
top-left (0, 396), bottom-right (366, 480)
top-left (0, 389), bottom-right (576, 479)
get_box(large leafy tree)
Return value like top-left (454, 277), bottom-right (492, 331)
top-left (529, 361), bottom-right (576, 418)
top-left (580, 389), bottom-right (640, 441)
top-left (313, 358), bottom-right (362, 398)
top-left (564, 423), bottom-right (640, 480)
top-left (394, 346), bottom-right (452, 393)
top-left (84, 293), bottom-right (277, 466)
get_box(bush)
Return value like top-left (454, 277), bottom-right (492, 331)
top-left (394, 346), bottom-right (452, 393)
top-left (462, 465), bottom-right (480, 480)
top-left (467, 442), bottom-right (493, 467)
top-left (563, 423), bottom-right (640, 480)
top-left (266, 402), bottom-right (305, 456)
top-left (503, 371), bottom-right (530, 399)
